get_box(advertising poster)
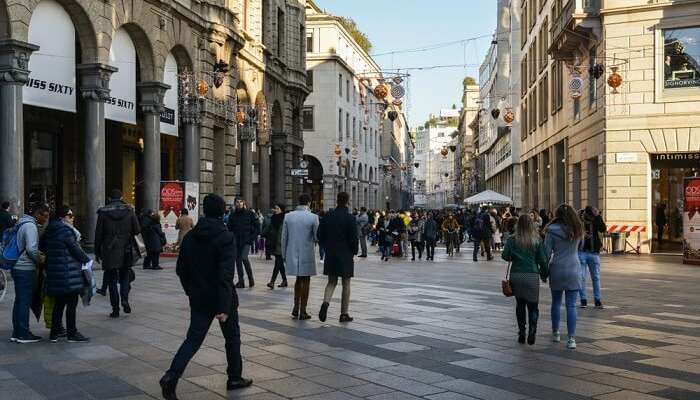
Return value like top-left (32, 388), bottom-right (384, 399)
top-left (159, 182), bottom-right (185, 245)
top-left (161, 53), bottom-right (179, 136)
top-left (184, 182), bottom-right (200, 225)
top-left (682, 177), bottom-right (700, 265)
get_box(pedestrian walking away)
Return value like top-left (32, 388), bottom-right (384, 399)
top-left (227, 198), bottom-right (260, 288)
top-left (408, 213), bottom-right (425, 260)
top-left (423, 212), bottom-right (438, 261)
top-left (40, 206), bottom-right (91, 343)
top-left (95, 189), bottom-right (141, 318)
top-left (141, 209), bottom-right (166, 270)
top-left (578, 206), bottom-right (606, 309)
top-left (282, 194), bottom-right (319, 320)
top-left (471, 206), bottom-right (494, 262)
top-left (160, 194), bottom-right (252, 400)
top-left (266, 204), bottom-right (288, 289)
top-left (356, 207), bottom-right (370, 258)
top-left (544, 204), bottom-right (584, 350)
top-left (318, 192), bottom-right (358, 323)
top-left (8, 204), bottom-right (50, 343)
top-left (501, 214), bottom-right (549, 345)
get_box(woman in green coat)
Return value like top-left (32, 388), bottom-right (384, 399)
top-left (502, 214), bottom-right (549, 345)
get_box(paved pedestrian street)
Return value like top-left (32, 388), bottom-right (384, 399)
top-left (1, 246), bottom-right (700, 400)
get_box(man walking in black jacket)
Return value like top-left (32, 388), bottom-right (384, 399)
top-left (318, 192), bottom-right (358, 323)
top-left (578, 206), bottom-right (607, 309)
top-left (227, 198), bottom-right (260, 288)
top-left (160, 194), bottom-right (252, 400)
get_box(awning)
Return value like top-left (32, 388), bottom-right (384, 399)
top-left (464, 190), bottom-right (513, 206)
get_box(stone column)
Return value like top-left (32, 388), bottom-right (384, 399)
top-left (258, 142), bottom-right (271, 212)
top-left (0, 39), bottom-right (38, 215)
top-left (272, 134), bottom-right (286, 204)
top-left (182, 119), bottom-right (200, 182)
top-left (77, 63), bottom-right (117, 248)
top-left (238, 124), bottom-right (254, 203)
top-left (138, 82), bottom-right (170, 212)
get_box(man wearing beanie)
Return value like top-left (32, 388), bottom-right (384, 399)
top-left (161, 194), bottom-right (252, 400)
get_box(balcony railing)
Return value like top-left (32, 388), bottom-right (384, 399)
top-left (550, 0), bottom-right (600, 59)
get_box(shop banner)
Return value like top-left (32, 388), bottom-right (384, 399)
top-left (185, 182), bottom-right (199, 225)
top-left (683, 177), bottom-right (700, 265)
top-left (105, 28), bottom-right (137, 124)
top-left (161, 53), bottom-right (179, 136)
top-left (24, 0), bottom-right (76, 113)
top-left (159, 181), bottom-right (200, 247)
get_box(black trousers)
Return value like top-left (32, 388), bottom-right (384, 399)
top-left (473, 238), bottom-right (492, 260)
top-left (105, 268), bottom-right (131, 309)
top-left (515, 297), bottom-right (539, 333)
top-left (425, 240), bottom-right (436, 259)
top-left (51, 292), bottom-right (79, 335)
top-left (168, 308), bottom-right (243, 380)
top-left (410, 240), bottom-right (424, 259)
top-left (143, 251), bottom-right (161, 269)
top-left (235, 244), bottom-right (253, 284)
top-left (270, 255), bottom-right (287, 284)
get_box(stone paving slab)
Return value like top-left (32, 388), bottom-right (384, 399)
top-left (1, 246), bottom-right (700, 399)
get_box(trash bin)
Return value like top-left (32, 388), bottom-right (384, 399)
top-left (611, 232), bottom-right (627, 254)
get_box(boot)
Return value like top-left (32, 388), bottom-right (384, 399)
top-left (292, 296), bottom-right (299, 318)
top-left (160, 373), bottom-right (179, 400)
top-left (299, 278), bottom-right (311, 320)
top-left (527, 307), bottom-right (539, 345)
top-left (109, 308), bottom-right (120, 318)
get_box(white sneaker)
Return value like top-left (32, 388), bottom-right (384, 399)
top-left (552, 331), bottom-right (561, 343)
top-left (567, 337), bottom-right (577, 349)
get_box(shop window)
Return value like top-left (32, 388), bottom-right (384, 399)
top-left (338, 108), bottom-right (343, 140)
top-left (664, 26), bottom-right (700, 90)
top-left (339, 74), bottom-right (343, 97)
top-left (306, 30), bottom-right (313, 53)
top-left (302, 106), bottom-right (314, 131)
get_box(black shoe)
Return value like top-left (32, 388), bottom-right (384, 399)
top-left (518, 332), bottom-right (526, 344)
top-left (160, 373), bottom-right (179, 400)
top-left (96, 288), bottom-right (106, 296)
top-left (319, 302), bottom-right (329, 322)
top-left (15, 334), bottom-right (42, 344)
top-left (235, 282), bottom-right (245, 289)
top-left (143, 266), bottom-right (151, 270)
top-left (152, 266), bottom-right (163, 270)
top-left (580, 299), bottom-right (588, 309)
top-left (267, 282), bottom-right (275, 290)
top-left (359, 255), bottom-right (367, 258)
top-left (54, 326), bottom-right (67, 338)
top-left (339, 314), bottom-right (354, 323)
top-left (291, 307), bottom-right (299, 318)
top-left (49, 332), bottom-right (61, 343)
top-left (278, 281), bottom-right (288, 288)
top-left (594, 300), bottom-right (604, 309)
top-left (249, 279), bottom-right (255, 288)
top-left (527, 332), bottom-right (536, 345)
top-left (109, 309), bottom-right (120, 318)
top-left (411, 257), bottom-right (415, 261)
top-left (226, 378), bottom-right (253, 391)
top-left (122, 302), bottom-right (131, 314)
top-left (299, 312), bottom-right (311, 320)
top-left (67, 332), bottom-right (90, 343)
top-left (473, 258), bottom-right (478, 262)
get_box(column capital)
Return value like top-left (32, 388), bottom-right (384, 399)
top-left (0, 39), bottom-right (39, 85)
top-left (77, 63), bottom-right (118, 101)
top-left (138, 81), bottom-right (170, 114)
top-left (239, 124), bottom-right (256, 142)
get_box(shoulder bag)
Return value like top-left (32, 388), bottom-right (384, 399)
top-left (501, 262), bottom-right (513, 297)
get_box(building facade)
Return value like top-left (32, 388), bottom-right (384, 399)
top-left (416, 110), bottom-right (459, 209)
top-left (0, 0), bottom-right (308, 248)
top-left (303, 0), bottom-right (382, 211)
top-left (457, 82), bottom-right (480, 200)
top-left (521, 0), bottom-right (700, 254)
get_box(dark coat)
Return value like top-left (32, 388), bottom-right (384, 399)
top-left (388, 217), bottom-right (405, 235)
top-left (423, 218), bottom-right (438, 241)
top-left (41, 220), bottom-right (90, 296)
top-left (0, 209), bottom-right (14, 234)
top-left (580, 214), bottom-right (606, 253)
top-left (94, 200), bottom-right (140, 270)
top-left (266, 213), bottom-right (285, 256)
top-left (227, 208), bottom-right (260, 246)
top-left (318, 206), bottom-right (358, 278)
top-left (470, 212), bottom-right (493, 239)
top-left (141, 215), bottom-right (166, 253)
top-left (176, 217), bottom-right (238, 314)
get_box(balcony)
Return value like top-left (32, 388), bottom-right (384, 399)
top-left (549, 0), bottom-right (601, 60)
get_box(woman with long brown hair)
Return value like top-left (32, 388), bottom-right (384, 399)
top-left (502, 214), bottom-right (548, 345)
top-left (544, 204), bottom-right (583, 349)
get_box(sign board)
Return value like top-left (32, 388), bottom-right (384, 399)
top-left (291, 169), bottom-right (309, 177)
top-left (161, 53), bottom-right (179, 136)
top-left (616, 153), bottom-right (638, 163)
top-left (105, 28), bottom-right (137, 124)
top-left (683, 177), bottom-right (700, 265)
top-left (651, 152), bottom-right (700, 169)
top-left (159, 181), bottom-right (200, 247)
top-left (24, 0), bottom-right (76, 113)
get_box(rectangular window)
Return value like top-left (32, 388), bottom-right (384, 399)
top-left (587, 157), bottom-right (599, 209)
top-left (277, 9), bottom-right (285, 57)
top-left (521, 99), bottom-right (528, 140)
top-left (306, 69), bottom-right (313, 90)
top-left (300, 24), bottom-right (305, 63)
top-left (346, 80), bottom-right (350, 102)
top-left (339, 74), bottom-right (343, 97)
top-left (573, 97), bottom-right (581, 120)
top-left (352, 117), bottom-right (356, 143)
top-left (664, 26), bottom-right (700, 89)
top-left (346, 113), bottom-right (350, 139)
top-left (572, 162), bottom-right (581, 210)
top-left (542, 72), bottom-right (549, 123)
top-left (542, 19), bottom-right (549, 72)
top-left (338, 108), bottom-right (343, 140)
top-left (521, 55), bottom-right (528, 96)
top-left (551, 61), bottom-right (558, 113)
top-left (306, 31), bottom-right (313, 53)
top-left (302, 106), bottom-right (314, 131)
top-left (521, 2), bottom-right (528, 48)
top-left (589, 46), bottom-right (597, 106)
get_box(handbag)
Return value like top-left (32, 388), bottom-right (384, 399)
top-left (501, 262), bottom-right (513, 297)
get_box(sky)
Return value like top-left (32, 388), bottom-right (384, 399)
top-left (314, 0), bottom-right (497, 128)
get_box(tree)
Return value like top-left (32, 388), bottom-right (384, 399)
top-left (337, 17), bottom-right (372, 54)
top-left (463, 76), bottom-right (477, 87)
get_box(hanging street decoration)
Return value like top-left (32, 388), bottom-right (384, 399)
top-left (392, 99), bottom-right (403, 106)
top-left (196, 79), bottom-right (209, 97)
top-left (608, 66), bottom-right (623, 94)
top-left (569, 75), bottom-right (584, 99)
top-left (374, 83), bottom-right (389, 99)
top-left (590, 63), bottom-right (605, 80)
top-left (491, 108), bottom-right (500, 119)
top-left (390, 84), bottom-right (405, 99)
top-left (334, 144), bottom-right (342, 157)
top-left (387, 110), bottom-right (398, 121)
top-left (441, 147), bottom-right (449, 157)
top-left (392, 76), bottom-right (403, 85)
top-left (503, 109), bottom-right (514, 124)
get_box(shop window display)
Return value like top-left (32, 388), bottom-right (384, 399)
top-left (664, 26), bottom-right (700, 89)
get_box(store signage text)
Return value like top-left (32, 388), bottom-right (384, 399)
top-left (650, 152), bottom-right (700, 168)
top-left (160, 107), bottom-right (175, 125)
top-left (105, 97), bottom-right (135, 110)
top-left (25, 78), bottom-right (74, 96)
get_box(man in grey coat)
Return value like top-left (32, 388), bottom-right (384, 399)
top-left (356, 207), bottom-right (369, 258)
top-left (281, 194), bottom-right (319, 320)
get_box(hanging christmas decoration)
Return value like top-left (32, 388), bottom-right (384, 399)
top-left (392, 76), bottom-right (403, 85)
top-left (351, 146), bottom-right (358, 160)
top-left (569, 76), bottom-right (584, 99)
top-left (449, 145), bottom-right (457, 153)
top-left (390, 84), bottom-right (405, 99)
top-left (374, 84), bottom-right (389, 99)
top-left (491, 108), bottom-right (500, 119)
top-left (387, 110), bottom-right (398, 121)
top-left (196, 79), bottom-right (209, 97)
top-left (607, 66), bottom-right (623, 94)
top-left (392, 99), bottom-right (403, 107)
top-left (400, 164), bottom-right (407, 171)
top-left (440, 147), bottom-right (449, 157)
top-left (236, 109), bottom-right (247, 124)
top-left (334, 144), bottom-right (342, 157)
top-left (503, 109), bottom-right (515, 124)
top-left (414, 163), bottom-right (420, 168)
top-left (590, 64), bottom-right (605, 80)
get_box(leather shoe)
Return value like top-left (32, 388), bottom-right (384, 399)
top-left (235, 282), bottom-right (245, 289)
top-left (339, 314), bottom-right (354, 323)
top-left (226, 377), bottom-right (253, 391)
top-left (122, 302), bottom-right (131, 314)
top-left (159, 373), bottom-right (179, 400)
top-left (96, 288), bottom-right (106, 296)
top-left (319, 302), bottom-right (329, 322)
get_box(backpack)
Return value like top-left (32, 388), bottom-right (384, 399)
top-left (0, 221), bottom-right (31, 270)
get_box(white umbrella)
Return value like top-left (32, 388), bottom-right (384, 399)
top-left (464, 190), bottom-right (513, 206)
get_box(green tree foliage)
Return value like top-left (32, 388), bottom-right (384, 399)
top-left (337, 17), bottom-right (372, 54)
top-left (463, 76), bottom-right (477, 87)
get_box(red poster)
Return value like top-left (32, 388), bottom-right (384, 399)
top-left (683, 178), bottom-right (700, 265)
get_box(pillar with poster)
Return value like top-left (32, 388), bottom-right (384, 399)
top-left (159, 181), bottom-right (200, 252)
top-left (682, 177), bottom-right (700, 265)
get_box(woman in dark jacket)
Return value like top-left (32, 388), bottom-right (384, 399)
top-left (41, 206), bottom-right (90, 343)
top-left (377, 214), bottom-right (391, 261)
top-left (266, 204), bottom-right (288, 289)
top-left (423, 213), bottom-right (438, 261)
top-left (141, 210), bottom-right (166, 270)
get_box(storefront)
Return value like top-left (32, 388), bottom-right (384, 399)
top-left (650, 152), bottom-right (700, 253)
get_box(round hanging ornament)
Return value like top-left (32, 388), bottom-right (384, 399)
top-left (196, 79), bottom-right (209, 97)
top-left (236, 110), bottom-right (247, 124)
top-left (374, 84), bottom-right (389, 99)
top-left (503, 110), bottom-right (515, 124)
top-left (390, 84), bottom-right (405, 99)
top-left (334, 144), bottom-right (342, 157)
top-left (392, 99), bottom-right (403, 107)
top-left (387, 110), bottom-right (398, 121)
top-left (569, 76), bottom-right (584, 99)
top-left (607, 66), bottom-right (623, 94)
top-left (440, 147), bottom-right (449, 157)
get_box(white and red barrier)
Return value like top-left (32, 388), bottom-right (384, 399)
top-left (606, 225), bottom-right (647, 254)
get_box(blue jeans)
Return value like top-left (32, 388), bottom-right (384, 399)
top-left (578, 251), bottom-right (601, 302)
top-left (551, 289), bottom-right (578, 337)
top-left (11, 269), bottom-right (36, 338)
top-left (380, 245), bottom-right (390, 259)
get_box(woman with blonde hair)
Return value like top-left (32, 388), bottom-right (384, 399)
top-left (544, 204), bottom-right (584, 349)
top-left (502, 214), bottom-right (548, 345)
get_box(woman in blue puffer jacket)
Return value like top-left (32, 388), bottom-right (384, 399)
top-left (41, 205), bottom-right (90, 343)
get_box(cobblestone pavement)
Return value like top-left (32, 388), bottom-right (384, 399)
top-left (1, 244), bottom-right (700, 400)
